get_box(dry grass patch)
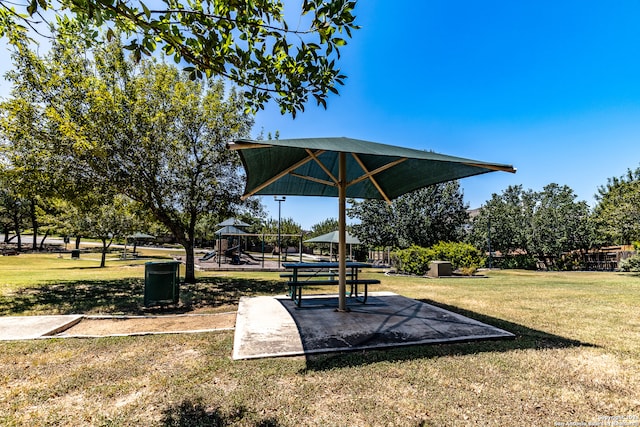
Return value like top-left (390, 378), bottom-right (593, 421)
top-left (62, 312), bottom-right (236, 336)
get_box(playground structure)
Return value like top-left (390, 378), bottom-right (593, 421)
top-left (197, 218), bottom-right (369, 271)
top-left (210, 228), bottom-right (306, 268)
top-left (198, 218), bottom-right (303, 268)
top-left (367, 247), bottom-right (393, 267)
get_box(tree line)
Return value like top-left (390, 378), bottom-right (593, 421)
top-left (347, 177), bottom-right (640, 271)
top-left (2, 3), bottom-right (639, 275)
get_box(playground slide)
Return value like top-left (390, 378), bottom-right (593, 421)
top-left (199, 251), bottom-right (216, 261)
top-left (242, 252), bottom-right (258, 261)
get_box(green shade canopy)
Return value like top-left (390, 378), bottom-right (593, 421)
top-left (230, 137), bottom-right (515, 311)
top-left (305, 230), bottom-right (361, 245)
top-left (215, 225), bottom-right (248, 236)
top-left (305, 230), bottom-right (361, 262)
top-left (229, 137), bottom-right (515, 202)
top-left (217, 218), bottom-right (250, 227)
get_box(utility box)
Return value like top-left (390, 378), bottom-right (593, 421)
top-left (428, 261), bottom-right (452, 278)
top-left (144, 261), bottom-right (180, 307)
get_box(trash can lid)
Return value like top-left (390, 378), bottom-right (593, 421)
top-left (145, 261), bottom-right (181, 265)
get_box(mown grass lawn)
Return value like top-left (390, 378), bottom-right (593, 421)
top-left (1, 254), bottom-right (639, 426)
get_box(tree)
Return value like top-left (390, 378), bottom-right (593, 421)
top-left (0, 81), bottom-right (63, 251)
top-left (467, 185), bottom-right (530, 256)
top-left (468, 183), bottom-right (594, 269)
top-left (592, 166), bottom-right (640, 246)
top-left (61, 195), bottom-right (137, 267)
top-left (309, 218), bottom-right (339, 237)
top-left (348, 181), bottom-right (469, 249)
top-left (528, 183), bottom-right (594, 265)
top-left (256, 217), bottom-right (302, 252)
top-left (0, 172), bottom-right (29, 248)
top-left (5, 32), bottom-right (259, 282)
top-left (348, 199), bottom-right (397, 248)
top-left (2, 27), bottom-right (120, 253)
top-left (92, 62), bottom-right (255, 281)
top-left (394, 181), bottom-right (469, 248)
top-left (0, 0), bottom-right (359, 116)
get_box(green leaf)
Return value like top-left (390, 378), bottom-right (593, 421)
top-left (27, 0), bottom-right (37, 16)
top-left (139, 2), bottom-right (150, 19)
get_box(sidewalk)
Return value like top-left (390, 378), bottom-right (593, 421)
top-left (0, 315), bottom-right (83, 340)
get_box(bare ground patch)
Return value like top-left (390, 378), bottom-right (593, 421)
top-left (60, 312), bottom-right (236, 336)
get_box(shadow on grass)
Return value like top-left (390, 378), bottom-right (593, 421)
top-left (0, 277), bottom-right (287, 316)
top-left (161, 400), bottom-right (280, 427)
top-left (303, 298), bottom-right (596, 372)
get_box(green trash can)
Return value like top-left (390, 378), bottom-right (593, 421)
top-left (71, 249), bottom-right (80, 259)
top-left (144, 261), bottom-right (180, 307)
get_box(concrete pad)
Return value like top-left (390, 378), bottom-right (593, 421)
top-left (233, 292), bottom-right (514, 360)
top-left (0, 315), bottom-right (83, 341)
top-left (233, 296), bottom-right (304, 360)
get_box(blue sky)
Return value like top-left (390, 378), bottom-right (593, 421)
top-left (255, 1), bottom-right (640, 228)
top-left (2, 1), bottom-right (640, 229)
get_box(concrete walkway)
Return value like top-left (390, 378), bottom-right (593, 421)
top-left (0, 315), bottom-right (83, 340)
top-left (0, 293), bottom-right (515, 360)
top-left (233, 292), bottom-right (514, 360)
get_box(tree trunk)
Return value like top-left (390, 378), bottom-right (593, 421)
top-left (12, 213), bottom-right (22, 251)
top-left (75, 236), bottom-right (81, 250)
top-left (30, 199), bottom-right (38, 251)
top-left (100, 238), bottom-right (107, 268)
top-left (148, 207), bottom-right (196, 283)
top-left (183, 240), bottom-right (196, 283)
top-left (39, 230), bottom-right (50, 251)
top-left (181, 210), bottom-right (199, 284)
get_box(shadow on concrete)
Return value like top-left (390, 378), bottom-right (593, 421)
top-left (0, 277), bottom-right (287, 316)
top-left (234, 293), bottom-right (521, 361)
top-left (303, 298), bottom-right (595, 371)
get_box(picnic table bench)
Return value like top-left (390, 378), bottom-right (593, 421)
top-left (281, 262), bottom-right (380, 307)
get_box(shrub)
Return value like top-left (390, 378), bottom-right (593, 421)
top-left (395, 242), bottom-right (485, 276)
top-left (556, 252), bottom-right (585, 271)
top-left (620, 254), bottom-right (640, 272)
top-left (394, 245), bottom-right (434, 275)
top-left (430, 241), bottom-right (485, 272)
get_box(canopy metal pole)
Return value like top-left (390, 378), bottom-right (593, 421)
top-left (338, 152), bottom-right (348, 312)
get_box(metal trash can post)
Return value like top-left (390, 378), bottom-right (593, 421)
top-left (71, 249), bottom-right (80, 259)
top-left (144, 261), bottom-right (180, 307)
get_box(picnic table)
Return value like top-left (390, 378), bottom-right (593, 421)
top-left (281, 262), bottom-right (380, 307)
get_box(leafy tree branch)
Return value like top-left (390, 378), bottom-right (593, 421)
top-left (0, 0), bottom-right (360, 116)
